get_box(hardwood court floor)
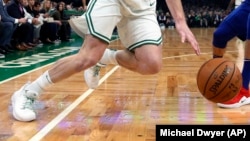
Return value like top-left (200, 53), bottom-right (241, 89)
top-left (0, 28), bottom-right (250, 141)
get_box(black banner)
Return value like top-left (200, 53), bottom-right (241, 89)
top-left (156, 125), bottom-right (250, 140)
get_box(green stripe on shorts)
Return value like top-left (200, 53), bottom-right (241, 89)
top-left (85, 0), bottom-right (110, 43)
top-left (128, 37), bottom-right (162, 51)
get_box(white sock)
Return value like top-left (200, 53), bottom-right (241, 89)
top-left (99, 49), bottom-right (118, 65)
top-left (26, 71), bottom-right (53, 95)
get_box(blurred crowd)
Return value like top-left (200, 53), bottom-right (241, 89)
top-left (0, 0), bottom-right (85, 58)
top-left (157, 0), bottom-right (234, 29)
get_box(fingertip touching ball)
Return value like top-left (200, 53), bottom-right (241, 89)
top-left (197, 58), bottom-right (242, 103)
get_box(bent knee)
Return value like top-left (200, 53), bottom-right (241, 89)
top-left (140, 60), bottom-right (162, 74)
top-left (149, 63), bottom-right (162, 74)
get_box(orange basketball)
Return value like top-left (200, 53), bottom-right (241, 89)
top-left (197, 58), bottom-right (242, 103)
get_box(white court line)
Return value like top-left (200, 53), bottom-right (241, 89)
top-left (29, 65), bottom-right (120, 141)
top-left (162, 52), bottom-right (211, 59)
top-left (162, 50), bottom-right (237, 59)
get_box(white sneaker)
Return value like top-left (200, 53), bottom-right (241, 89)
top-left (11, 83), bottom-right (38, 121)
top-left (84, 63), bottom-right (105, 89)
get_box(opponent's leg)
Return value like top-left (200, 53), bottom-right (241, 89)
top-left (212, 24), bottom-right (237, 58)
top-left (212, 3), bottom-right (248, 58)
top-left (217, 13), bottom-right (250, 108)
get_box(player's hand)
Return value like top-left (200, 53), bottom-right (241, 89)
top-left (175, 21), bottom-right (201, 56)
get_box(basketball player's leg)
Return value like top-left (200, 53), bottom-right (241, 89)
top-left (11, 34), bottom-right (108, 121)
top-left (102, 44), bottom-right (162, 75)
top-left (11, 1), bottom-right (120, 121)
top-left (212, 24), bottom-right (236, 58)
top-left (217, 13), bottom-right (250, 108)
top-left (11, 0), bottom-right (119, 121)
top-left (84, 13), bottom-right (163, 88)
top-left (85, 42), bottom-right (162, 89)
top-left (48, 36), bottom-right (107, 83)
top-left (213, 3), bottom-right (248, 58)
top-left (107, 15), bottom-right (162, 75)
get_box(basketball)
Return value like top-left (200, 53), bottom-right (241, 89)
top-left (197, 58), bottom-right (242, 103)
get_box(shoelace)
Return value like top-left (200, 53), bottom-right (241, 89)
top-left (93, 66), bottom-right (101, 76)
top-left (22, 96), bottom-right (35, 111)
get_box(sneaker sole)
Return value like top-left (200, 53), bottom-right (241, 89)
top-left (217, 97), bottom-right (250, 108)
top-left (11, 91), bottom-right (23, 121)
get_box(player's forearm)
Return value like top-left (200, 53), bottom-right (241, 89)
top-left (165, 0), bottom-right (186, 23)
